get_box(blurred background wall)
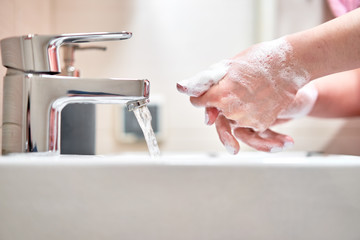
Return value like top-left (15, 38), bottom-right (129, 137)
top-left (0, 0), bottom-right (359, 155)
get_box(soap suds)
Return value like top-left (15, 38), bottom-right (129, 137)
top-left (270, 141), bottom-right (293, 153)
top-left (229, 37), bottom-right (309, 95)
top-left (278, 82), bottom-right (318, 119)
top-left (204, 110), bottom-right (210, 125)
top-left (221, 37), bottom-right (310, 131)
top-left (224, 143), bottom-right (237, 155)
top-left (177, 59), bottom-right (231, 97)
top-left (270, 146), bottom-right (283, 153)
top-left (284, 141), bottom-right (294, 149)
top-left (177, 37), bottom-right (310, 152)
top-left (220, 131), bottom-right (238, 155)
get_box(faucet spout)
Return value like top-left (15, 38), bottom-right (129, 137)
top-left (126, 99), bottom-right (150, 111)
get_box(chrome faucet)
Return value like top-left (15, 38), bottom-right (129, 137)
top-left (1, 32), bottom-right (150, 154)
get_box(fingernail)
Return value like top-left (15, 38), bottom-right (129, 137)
top-left (270, 141), bottom-right (293, 153)
top-left (205, 111), bottom-right (210, 125)
top-left (270, 146), bottom-right (283, 153)
top-left (222, 132), bottom-right (237, 155)
top-left (283, 141), bottom-right (294, 150)
top-left (225, 143), bottom-right (237, 155)
top-left (176, 59), bottom-right (231, 97)
top-left (176, 83), bottom-right (187, 93)
top-left (176, 82), bottom-right (201, 97)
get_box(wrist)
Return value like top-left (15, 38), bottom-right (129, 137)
top-left (287, 8), bottom-right (360, 80)
top-left (286, 31), bottom-right (329, 81)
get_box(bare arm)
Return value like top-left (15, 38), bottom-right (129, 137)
top-left (288, 8), bottom-right (360, 80)
top-left (310, 69), bottom-right (360, 117)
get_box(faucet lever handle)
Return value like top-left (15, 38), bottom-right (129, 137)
top-left (75, 45), bottom-right (107, 51)
top-left (61, 44), bottom-right (107, 77)
top-left (1, 32), bottom-right (132, 73)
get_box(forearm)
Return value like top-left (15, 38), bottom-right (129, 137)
top-left (309, 69), bottom-right (360, 118)
top-left (287, 8), bottom-right (360, 80)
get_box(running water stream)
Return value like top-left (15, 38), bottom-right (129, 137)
top-left (133, 106), bottom-right (161, 158)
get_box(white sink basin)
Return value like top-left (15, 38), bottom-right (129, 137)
top-left (1, 152), bottom-right (360, 240)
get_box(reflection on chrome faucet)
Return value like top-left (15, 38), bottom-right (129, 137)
top-left (1, 32), bottom-right (150, 154)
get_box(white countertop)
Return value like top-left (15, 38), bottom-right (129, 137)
top-left (1, 151), bottom-right (360, 167)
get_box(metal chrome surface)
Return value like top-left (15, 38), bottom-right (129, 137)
top-left (2, 71), bottom-right (149, 154)
top-left (1, 32), bottom-right (131, 73)
top-left (1, 32), bottom-right (150, 154)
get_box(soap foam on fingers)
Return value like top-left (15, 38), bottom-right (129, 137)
top-left (177, 59), bottom-right (232, 97)
top-left (278, 82), bottom-right (318, 119)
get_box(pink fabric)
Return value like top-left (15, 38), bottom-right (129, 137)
top-left (327, 0), bottom-right (360, 16)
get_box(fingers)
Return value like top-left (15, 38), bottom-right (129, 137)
top-left (214, 113), bottom-right (295, 154)
top-left (176, 55), bottom-right (297, 154)
top-left (205, 107), bottom-right (219, 125)
top-left (176, 59), bottom-right (231, 97)
top-left (176, 83), bottom-right (192, 95)
top-left (233, 128), bottom-right (294, 153)
top-left (215, 115), bottom-right (240, 154)
top-left (213, 113), bottom-right (294, 154)
top-left (189, 87), bottom-right (217, 107)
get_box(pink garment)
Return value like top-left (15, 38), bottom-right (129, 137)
top-left (327, 0), bottom-right (360, 16)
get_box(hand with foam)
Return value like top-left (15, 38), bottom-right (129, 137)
top-left (178, 37), bottom-right (311, 132)
top-left (211, 113), bottom-right (295, 154)
top-left (177, 38), bottom-right (316, 153)
top-left (277, 81), bottom-right (318, 119)
top-left (177, 8), bottom-right (360, 153)
top-left (198, 82), bottom-right (318, 154)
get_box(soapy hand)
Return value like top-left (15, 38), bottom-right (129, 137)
top-left (213, 113), bottom-right (295, 154)
top-left (178, 37), bottom-right (311, 132)
top-left (202, 82), bottom-right (318, 153)
top-left (278, 81), bottom-right (318, 119)
top-left (177, 37), bottom-right (316, 153)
